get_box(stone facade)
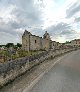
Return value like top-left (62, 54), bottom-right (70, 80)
top-left (63, 39), bottom-right (80, 48)
top-left (22, 30), bottom-right (51, 51)
top-left (50, 41), bottom-right (57, 50)
top-left (71, 39), bottom-right (80, 47)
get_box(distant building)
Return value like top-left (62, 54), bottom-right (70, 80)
top-left (51, 41), bottom-right (57, 50)
top-left (22, 30), bottom-right (51, 51)
top-left (22, 30), bottom-right (65, 51)
top-left (71, 39), bottom-right (80, 47)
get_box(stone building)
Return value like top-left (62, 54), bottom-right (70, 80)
top-left (71, 39), bottom-right (80, 47)
top-left (22, 30), bottom-right (51, 51)
top-left (50, 41), bottom-right (57, 50)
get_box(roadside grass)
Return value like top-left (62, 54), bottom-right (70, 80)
top-left (0, 50), bottom-right (44, 63)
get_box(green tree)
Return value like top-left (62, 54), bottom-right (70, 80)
top-left (16, 43), bottom-right (22, 48)
top-left (65, 41), bottom-right (70, 43)
top-left (5, 43), bottom-right (14, 48)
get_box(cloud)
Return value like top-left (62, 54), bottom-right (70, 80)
top-left (0, 32), bottom-right (20, 45)
top-left (66, 1), bottom-right (80, 18)
top-left (10, 0), bottom-right (43, 26)
top-left (45, 22), bottom-right (80, 42)
top-left (30, 27), bottom-right (45, 37)
top-left (0, 0), bottom-right (44, 44)
top-left (46, 22), bottom-right (71, 35)
top-left (74, 17), bottom-right (80, 22)
top-left (0, 0), bottom-right (80, 44)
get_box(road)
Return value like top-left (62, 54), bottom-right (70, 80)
top-left (29, 50), bottom-right (80, 92)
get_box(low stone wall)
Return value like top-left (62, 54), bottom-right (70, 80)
top-left (0, 48), bottom-right (77, 87)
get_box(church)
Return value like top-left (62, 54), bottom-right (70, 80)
top-left (22, 30), bottom-right (52, 51)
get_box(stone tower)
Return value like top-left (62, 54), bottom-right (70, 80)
top-left (42, 31), bottom-right (51, 50)
top-left (22, 30), bottom-right (31, 51)
top-left (43, 31), bottom-right (50, 40)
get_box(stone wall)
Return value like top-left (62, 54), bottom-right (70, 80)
top-left (30, 35), bottom-right (42, 51)
top-left (22, 32), bottom-right (30, 51)
top-left (71, 39), bottom-right (80, 47)
top-left (42, 39), bottom-right (50, 50)
top-left (22, 30), bottom-right (51, 51)
top-left (0, 48), bottom-right (77, 87)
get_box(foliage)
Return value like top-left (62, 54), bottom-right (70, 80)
top-left (0, 49), bottom-right (43, 63)
top-left (16, 43), bottom-right (22, 48)
top-left (5, 43), bottom-right (14, 48)
top-left (65, 41), bottom-right (71, 43)
top-left (0, 45), bottom-right (5, 47)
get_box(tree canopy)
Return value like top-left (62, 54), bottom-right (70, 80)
top-left (5, 43), bottom-right (14, 48)
top-left (16, 43), bottom-right (22, 48)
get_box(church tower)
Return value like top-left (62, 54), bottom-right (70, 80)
top-left (42, 31), bottom-right (51, 50)
top-left (22, 30), bottom-right (31, 51)
top-left (43, 31), bottom-right (50, 40)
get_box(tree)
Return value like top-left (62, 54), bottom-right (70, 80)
top-left (65, 41), bottom-right (71, 43)
top-left (16, 43), bottom-right (22, 48)
top-left (5, 43), bottom-right (14, 48)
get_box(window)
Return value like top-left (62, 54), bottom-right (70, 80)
top-left (26, 40), bottom-right (27, 46)
top-left (53, 43), bottom-right (54, 46)
top-left (35, 40), bottom-right (36, 43)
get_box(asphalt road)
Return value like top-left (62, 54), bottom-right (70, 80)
top-left (29, 50), bottom-right (80, 92)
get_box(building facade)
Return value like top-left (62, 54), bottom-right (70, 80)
top-left (71, 39), bottom-right (80, 47)
top-left (22, 30), bottom-right (51, 51)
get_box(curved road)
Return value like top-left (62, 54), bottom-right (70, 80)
top-left (29, 50), bottom-right (80, 92)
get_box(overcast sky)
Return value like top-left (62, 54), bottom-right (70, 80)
top-left (0, 0), bottom-right (80, 44)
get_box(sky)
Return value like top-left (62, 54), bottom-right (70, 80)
top-left (0, 0), bottom-right (80, 44)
